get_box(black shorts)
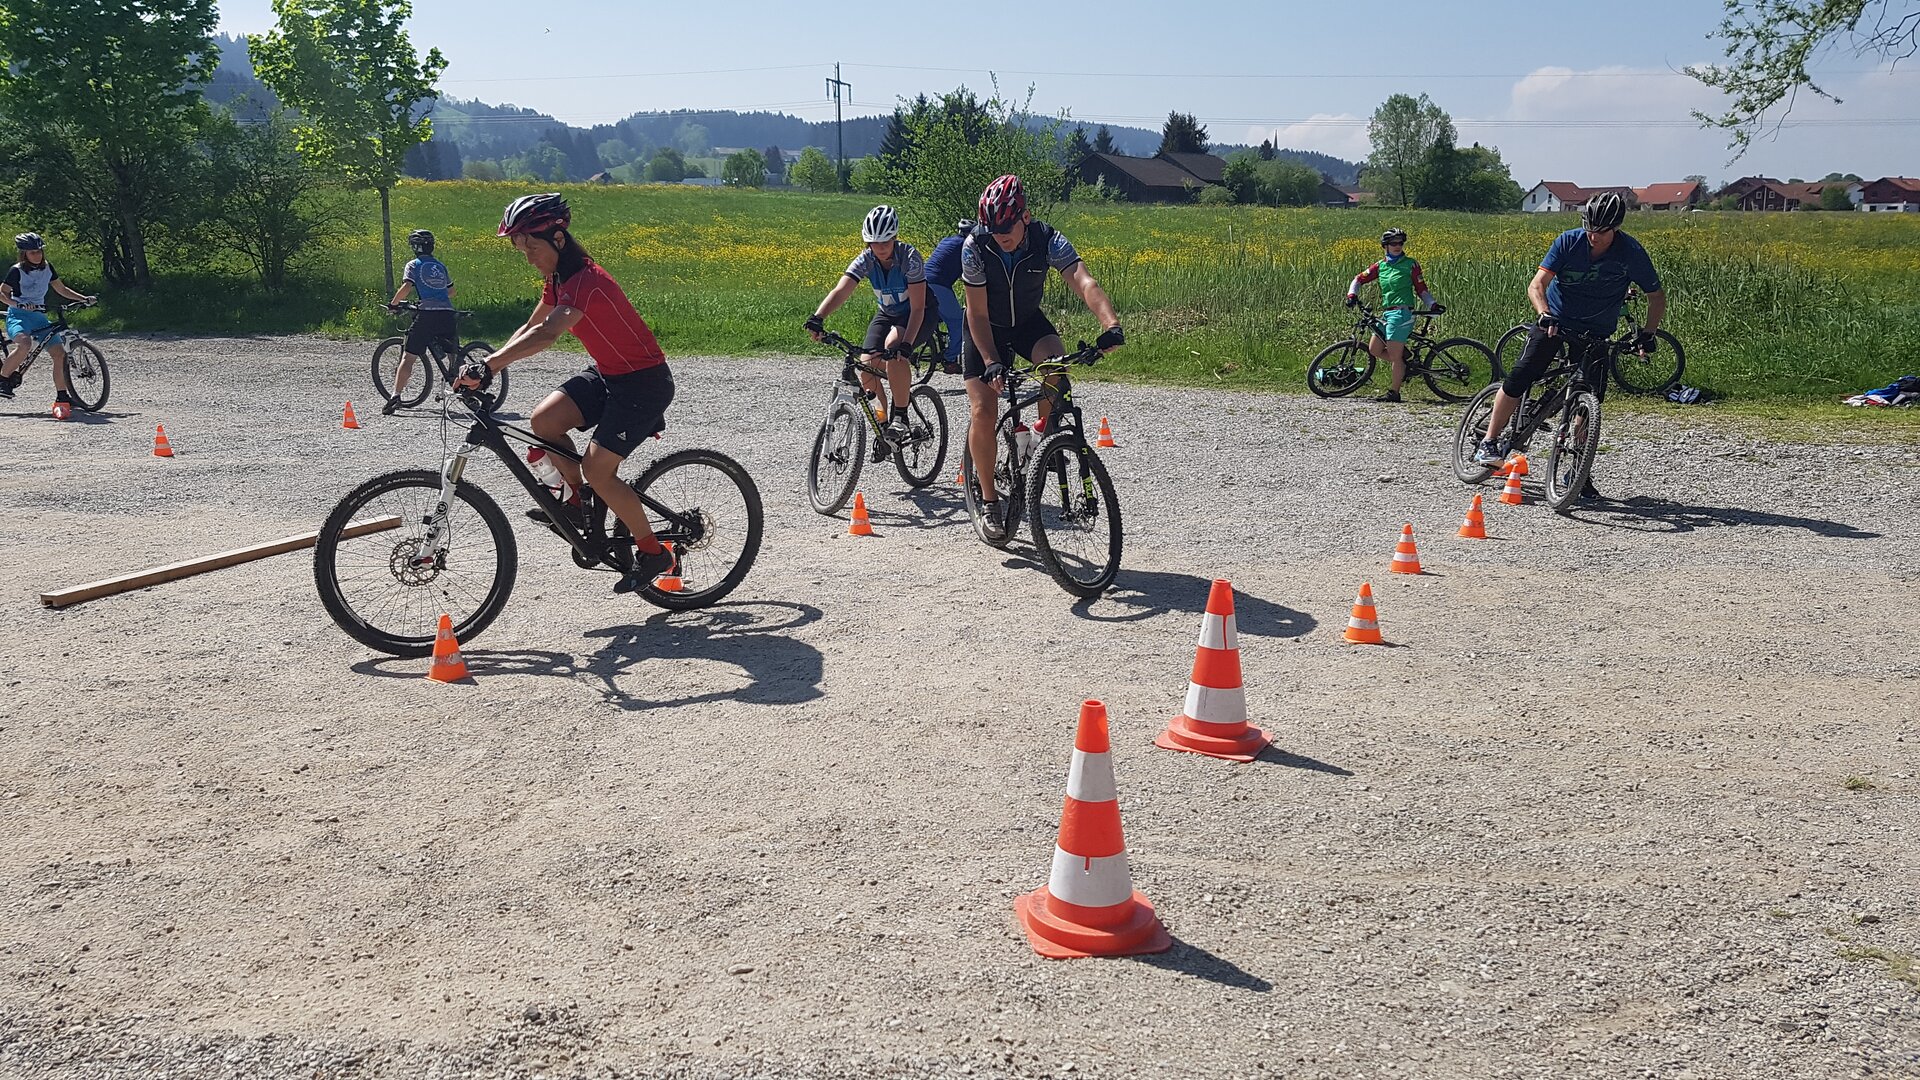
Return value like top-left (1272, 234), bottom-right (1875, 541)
top-left (403, 309), bottom-right (457, 357)
top-left (558, 363), bottom-right (675, 458)
top-left (960, 315), bottom-right (1060, 380)
top-left (1502, 326), bottom-right (1611, 403)
top-left (862, 309), bottom-right (935, 354)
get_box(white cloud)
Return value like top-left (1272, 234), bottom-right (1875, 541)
top-left (1244, 115), bottom-right (1371, 164)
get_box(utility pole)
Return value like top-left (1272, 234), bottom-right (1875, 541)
top-left (826, 62), bottom-right (852, 192)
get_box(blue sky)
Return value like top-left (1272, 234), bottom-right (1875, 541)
top-left (216, 0), bottom-right (1920, 186)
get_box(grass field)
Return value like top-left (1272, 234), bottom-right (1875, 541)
top-left (44, 181), bottom-right (1920, 405)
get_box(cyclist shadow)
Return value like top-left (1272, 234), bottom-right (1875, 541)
top-left (1064, 569), bottom-right (1317, 638)
top-left (578, 600), bottom-right (827, 711)
top-left (1567, 495), bottom-right (1881, 538)
top-left (0, 410), bottom-right (135, 423)
top-left (1131, 936), bottom-right (1273, 992)
top-left (869, 486), bottom-right (971, 530)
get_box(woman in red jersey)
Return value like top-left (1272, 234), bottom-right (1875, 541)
top-left (458, 193), bottom-right (677, 592)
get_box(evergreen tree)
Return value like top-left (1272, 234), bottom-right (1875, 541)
top-left (1157, 111), bottom-right (1209, 155)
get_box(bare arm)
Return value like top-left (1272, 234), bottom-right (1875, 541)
top-left (389, 282), bottom-right (415, 306)
top-left (1061, 262), bottom-right (1118, 332)
top-left (1642, 288), bottom-right (1666, 333)
top-left (50, 279), bottom-right (91, 303)
top-left (1, 283), bottom-right (14, 309)
top-left (1528, 267), bottom-right (1555, 319)
top-left (964, 283), bottom-right (996, 367)
top-left (487, 301), bottom-right (578, 370)
top-left (903, 280), bottom-right (925, 344)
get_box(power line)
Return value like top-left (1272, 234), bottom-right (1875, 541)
top-left (844, 62), bottom-right (1920, 81)
top-left (441, 63), bottom-right (817, 86)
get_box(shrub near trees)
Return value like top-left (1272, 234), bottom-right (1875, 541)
top-left (1363, 92), bottom-right (1521, 211)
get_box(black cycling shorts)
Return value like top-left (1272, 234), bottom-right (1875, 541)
top-left (960, 315), bottom-right (1060, 380)
top-left (1502, 326), bottom-right (1610, 403)
top-left (862, 309), bottom-right (935, 354)
top-left (558, 363), bottom-right (675, 458)
top-left (403, 309), bottom-right (457, 357)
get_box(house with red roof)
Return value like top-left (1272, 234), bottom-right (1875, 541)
top-left (1520, 181), bottom-right (1637, 213)
top-left (1856, 177), bottom-right (1920, 212)
top-left (1632, 181), bottom-right (1705, 211)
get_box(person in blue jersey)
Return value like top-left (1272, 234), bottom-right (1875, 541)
top-left (805, 205), bottom-right (928, 455)
top-left (384, 229), bottom-right (459, 414)
top-left (920, 218), bottom-right (973, 375)
top-left (1472, 191), bottom-right (1667, 500)
top-left (0, 232), bottom-right (95, 418)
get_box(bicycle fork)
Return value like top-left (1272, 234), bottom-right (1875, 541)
top-left (414, 449), bottom-right (474, 569)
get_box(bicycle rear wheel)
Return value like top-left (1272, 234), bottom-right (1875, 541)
top-left (371, 337), bottom-right (434, 409)
top-left (461, 342), bottom-right (507, 408)
top-left (620, 447), bottom-right (764, 611)
top-left (1493, 324), bottom-right (1531, 378)
top-left (807, 400), bottom-right (865, 514)
top-left (62, 339), bottom-right (110, 412)
top-left (1306, 339), bottom-right (1373, 397)
top-left (1451, 383), bottom-right (1502, 484)
top-left (313, 469), bottom-right (518, 656)
top-left (1025, 432), bottom-right (1122, 597)
top-left (1609, 329), bottom-right (1684, 394)
top-left (892, 384), bottom-right (949, 488)
top-left (961, 422), bottom-right (1023, 548)
top-left (909, 332), bottom-right (943, 385)
top-left (1543, 391), bottom-right (1602, 513)
top-left (1422, 337), bottom-right (1498, 402)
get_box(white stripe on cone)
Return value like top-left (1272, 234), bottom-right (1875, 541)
top-left (1347, 616), bottom-right (1378, 631)
top-left (1046, 847), bottom-right (1135, 909)
top-left (1196, 611), bottom-right (1239, 652)
top-left (1182, 682), bottom-right (1248, 725)
top-left (1065, 749), bottom-right (1117, 803)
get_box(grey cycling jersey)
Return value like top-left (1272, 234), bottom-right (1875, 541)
top-left (844, 243), bottom-right (926, 316)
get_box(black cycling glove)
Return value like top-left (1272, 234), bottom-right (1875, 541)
top-left (460, 360), bottom-right (491, 385)
top-left (1095, 325), bottom-right (1125, 351)
top-left (1344, 294), bottom-right (1360, 308)
top-left (804, 313), bottom-right (824, 334)
top-left (1427, 303), bottom-right (1446, 315)
top-left (1536, 313), bottom-right (1559, 330)
top-left (982, 362), bottom-right (1007, 383)
top-left (1634, 330), bottom-right (1658, 353)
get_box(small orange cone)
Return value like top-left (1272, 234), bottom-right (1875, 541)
top-left (1499, 453), bottom-right (1528, 505)
top-left (1344, 583), bottom-right (1384, 644)
top-left (1015, 700), bottom-right (1172, 959)
top-left (426, 614), bottom-right (469, 683)
top-left (342, 402), bottom-right (361, 430)
top-left (848, 492), bottom-right (874, 536)
top-left (1095, 416), bottom-right (1117, 448)
top-left (1457, 493), bottom-right (1488, 539)
top-left (1389, 523), bottom-right (1423, 574)
top-left (1155, 579), bottom-right (1269, 762)
top-left (653, 548), bottom-right (683, 593)
top-left (152, 424), bottom-right (176, 458)
top-left (51, 400), bottom-right (72, 420)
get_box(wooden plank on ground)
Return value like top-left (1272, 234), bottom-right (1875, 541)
top-left (38, 515), bottom-right (404, 609)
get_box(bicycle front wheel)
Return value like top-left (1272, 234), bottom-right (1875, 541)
top-left (1543, 391), bottom-right (1602, 514)
top-left (371, 337), bottom-right (434, 409)
top-left (807, 400), bottom-right (865, 514)
top-left (63, 339), bottom-right (110, 412)
top-left (313, 469), bottom-right (518, 656)
top-left (623, 447), bottom-right (764, 611)
top-left (892, 384), bottom-right (949, 488)
top-left (1306, 340), bottom-right (1373, 398)
top-left (462, 341), bottom-right (507, 407)
top-left (1422, 337), bottom-right (1498, 402)
top-left (1452, 383), bottom-right (1502, 485)
top-left (1025, 432), bottom-right (1122, 597)
top-left (1610, 329), bottom-right (1684, 394)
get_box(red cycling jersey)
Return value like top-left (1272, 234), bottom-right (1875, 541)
top-left (541, 261), bottom-right (665, 376)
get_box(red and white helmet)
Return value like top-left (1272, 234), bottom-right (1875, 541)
top-left (498, 192), bottom-right (571, 237)
top-left (978, 174), bottom-right (1027, 233)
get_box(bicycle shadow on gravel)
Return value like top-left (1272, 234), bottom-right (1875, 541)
top-left (1566, 495), bottom-right (1880, 539)
top-left (871, 486), bottom-right (971, 530)
top-left (1065, 569), bottom-right (1317, 638)
top-left (0, 410), bottom-right (136, 423)
top-left (1132, 936), bottom-right (1273, 992)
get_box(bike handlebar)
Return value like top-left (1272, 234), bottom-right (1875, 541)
top-left (388, 300), bottom-right (474, 318)
top-left (811, 328), bottom-right (902, 365)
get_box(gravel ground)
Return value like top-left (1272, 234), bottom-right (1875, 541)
top-left (2, 335), bottom-right (1918, 1080)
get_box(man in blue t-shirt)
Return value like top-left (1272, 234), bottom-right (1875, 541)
top-left (1472, 192), bottom-right (1667, 499)
top-left (921, 219), bottom-right (972, 373)
top-left (384, 229), bottom-right (458, 414)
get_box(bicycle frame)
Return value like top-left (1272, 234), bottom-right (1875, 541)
top-left (1510, 332), bottom-right (1609, 442)
top-left (10, 310), bottom-right (84, 377)
top-left (816, 331), bottom-right (897, 438)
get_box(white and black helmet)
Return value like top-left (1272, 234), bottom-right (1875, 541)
top-left (1582, 191), bottom-right (1627, 231)
top-left (861, 205), bottom-right (898, 243)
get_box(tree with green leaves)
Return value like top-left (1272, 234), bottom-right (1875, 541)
top-left (1819, 183), bottom-right (1855, 210)
top-left (1092, 126), bottom-right (1115, 155)
top-left (1157, 111), bottom-right (1209, 155)
top-left (887, 84), bottom-right (1064, 238)
top-left (0, 0), bottom-right (220, 286)
top-left (1364, 93), bottom-right (1454, 206)
top-left (249, 0), bottom-right (447, 293)
top-left (789, 146), bottom-right (838, 192)
top-left (201, 110), bottom-right (358, 289)
top-left (1061, 126), bottom-right (1093, 197)
top-left (1415, 139), bottom-right (1523, 212)
top-left (722, 148), bottom-right (767, 188)
top-left (1257, 138), bottom-right (1277, 161)
top-left (1687, 1), bottom-right (1919, 154)
top-left (644, 147), bottom-right (688, 183)
top-left (762, 145), bottom-right (785, 183)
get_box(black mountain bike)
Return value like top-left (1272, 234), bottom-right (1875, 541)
top-left (314, 382), bottom-right (763, 656)
top-left (1452, 327), bottom-right (1609, 514)
top-left (372, 302), bottom-right (506, 410)
top-left (1307, 300), bottom-right (1497, 401)
top-left (960, 343), bottom-right (1121, 597)
top-left (901, 322), bottom-right (955, 385)
top-left (807, 329), bottom-right (950, 514)
top-left (1493, 289), bottom-right (1683, 395)
top-left (7, 300), bottom-right (109, 412)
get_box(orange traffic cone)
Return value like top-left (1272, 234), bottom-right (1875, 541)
top-left (152, 424), bottom-right (176, 458)
top-left (426, 614), bottom-right (470, 683)
top-left (1095, 416), bottom-right (1117, 448)
top-left (1389, 523), bottom-right (1423, 574)
top-left (1155, 579), bottom-right (1268, 762)
top-left (342, 402), bottom-right (361, 430)
top-left (1015, 700), bottom-right (1173, 959)
top-left (1344, 583), bottom-right (1384, 644)
top-left (51, 400), bottom-right (72, 420)
top-left (653, 548), bottom-right (683, 593)
top-left (1499, 453), bottom-right (1528, 505)
top-left (848, 492), bottom-right (874, 536)
top-left (1457, 493), bottom-right (1488, 539)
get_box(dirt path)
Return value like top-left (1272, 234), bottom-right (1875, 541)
top-left (1, 336), bottom-right (1917, 1079)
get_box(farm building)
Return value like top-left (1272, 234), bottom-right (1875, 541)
top-left (1856, 177), bottom-right (1920, 212)
top-left (1631, 181), bottom-right (1705, 211)
top-left (1520, 181), bottom-right (1636, 213)
top-left (1079, 152), bottom-right (1227, 203)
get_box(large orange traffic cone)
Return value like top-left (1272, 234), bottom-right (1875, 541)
top-left (1095, 416), bottom-right (1117, 448)
top-left (426, 614), bottom-right (470, 683)
top-left (1344, 582), bottom-right (1384, 644)
top-left (848, 492), bottom-right (874, 536)
top-left (152, 424), bottom-right (175, 458)
top-left (342, 401), bottom-right (361, 430)
top-left (1498, 453), bottom-right (1528, 505)
top-left (1389, 523), bottom-right (1423, 574)
top-left (1015, 700), bottom-right (1172, 959)
top-left (1155, 579), bottom-right (1268, 762)
top-left (1457, 493), bottom-right (1488, 539)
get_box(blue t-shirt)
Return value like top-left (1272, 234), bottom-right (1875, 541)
top-left (404, 256), bottom-right (454, 310)
top-left (844, 243), bottom-right (925, 316)
top-left (1541, 229), bottom-right (1660, 335)
top-left (923, 234), bottom-right (966, 289)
